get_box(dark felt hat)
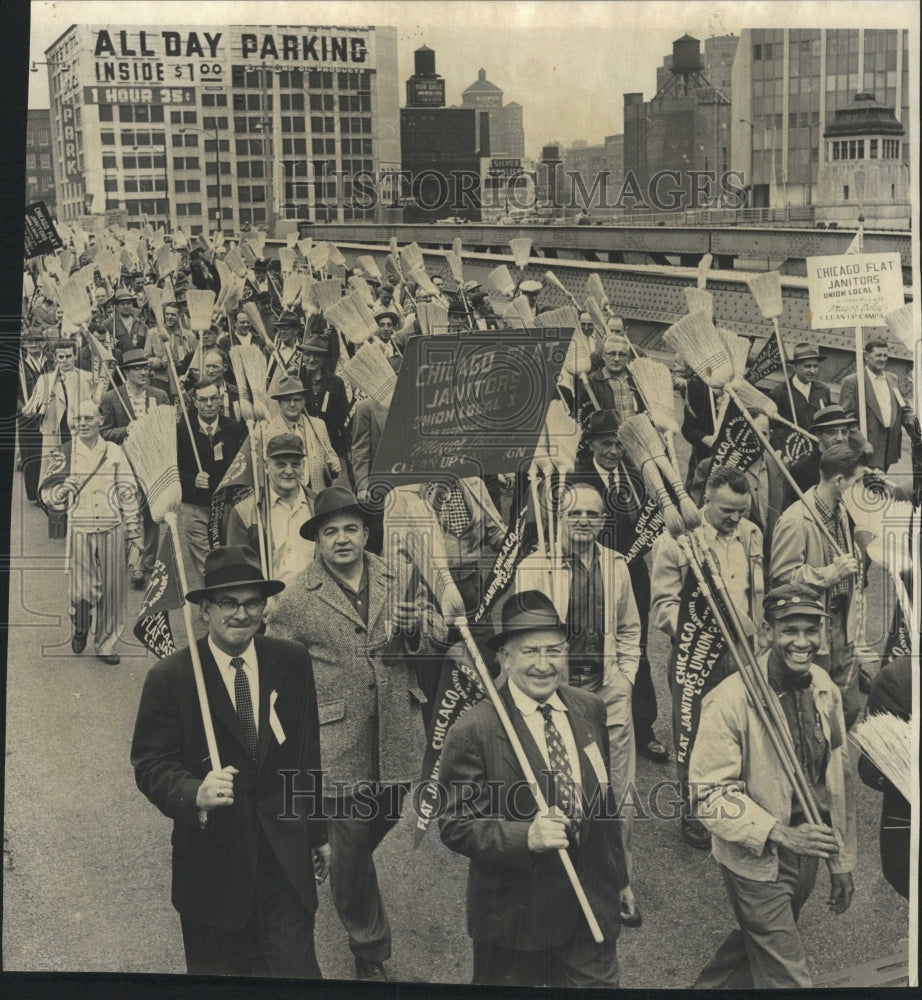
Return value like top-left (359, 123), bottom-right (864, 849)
top-left (791, 342), bottom-right (827, 363)
top-left (486, 590), bottom-right (566, 651)
top-left (297, 335), bottom-right (329, 355)
top-left (584, 408), bottom-right (621, 438)
top-left (185, 545), bottom-right (285, 604)
top-left (300, 486), bottom-right (370, 541)
top-left (811, 405), bottom-right (857, 431)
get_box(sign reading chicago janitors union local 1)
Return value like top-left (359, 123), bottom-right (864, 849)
top-left (806, 252), bottom-right (903, 329)
top-left (372, 330), bottom-right (571, 484)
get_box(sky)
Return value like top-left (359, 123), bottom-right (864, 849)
top-left (27, 1), bottom-right (919, 160)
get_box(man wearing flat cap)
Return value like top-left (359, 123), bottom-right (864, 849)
top-left (768, 342), bottom-right (831, 450)
top-left (438, 590), bottom-right (630, 988)
top-left (267, 486), bottom-right (447, 982)
top-left (690, 583), bottom-right (856, 989)
top-left (132, 546), bottom-right (328, 978)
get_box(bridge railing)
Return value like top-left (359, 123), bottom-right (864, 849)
top-left (596, 206), bottom-right (816, 227)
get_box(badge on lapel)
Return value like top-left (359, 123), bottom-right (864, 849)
top-left (269, 689), bottom-right (286, 745)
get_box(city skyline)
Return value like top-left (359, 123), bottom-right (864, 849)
top-left (29, 0), bottom-right (915, 160)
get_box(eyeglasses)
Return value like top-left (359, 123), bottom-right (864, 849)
top-left (212, 597), bottom-right (267, 616)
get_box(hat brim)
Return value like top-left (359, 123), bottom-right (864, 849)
top-left (270, 388), bottom-right (308, 399)
top-left (375, 311), bottom-right (401, 326)
top-left (185, 578), bottom-right (286, 605)
top-left (297, 344), bottom-right (328, 354)
top-left (484, 621), bottom-right (566, 651)
top-left (793, 353), bottom-right (827, 363)
top-left (812, 418), bottom-right (857, 430)
top-left (300, 503), bottom-right (370, 541)
top-left (768, 605), bottom-right (831, 621)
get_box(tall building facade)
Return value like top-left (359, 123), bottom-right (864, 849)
top-left (731, 27), bottom-right (911, 210)
top-left (560, 135), bottom-right (624, 215)
top-left (43, 24), bottom-right (400, 233)
top-left (461, 69), bottom-right (525, 157)
top-left (26, 110), bottom-right (56, 215)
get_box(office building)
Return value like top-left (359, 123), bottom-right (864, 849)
top-left (26, 110), bottom-right (57, 215)
top-left (461, 68), bottom-right (525, 157)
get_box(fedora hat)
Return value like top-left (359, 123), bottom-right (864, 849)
top-left (297, 335), bottom-right (329, 355)
top-left (113, 288), bottom-right (136, 303)
top-left (274, 310), bottom-right (302, 327)
top-left (518, 279), bottom-right (543, 295)
top-left (185, 545), bottom-right (285, 604)
top-left (269, 374), bottom-right (308, 400)
top-left (811, 405), bottom-right (857, 432)
top-left (120, 348), bottom-right (150, 369)
top-left (791, 342), bottom-right (827, 363)
top-left (486, 590), bottom-right (566, 651)
top-left (584, 408), bottom-right (621, 438)
top-left (300, 485), bottom-right (370, 541)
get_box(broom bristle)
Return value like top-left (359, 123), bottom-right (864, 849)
top-left (327, 243), bottom-right (347, 269)
top-left (278, 247), bottom-right (296, 275)
top-left (618, 414), bottom-right (667, 469)
top-left (144, 283), bottom-right (165, 330)
top-left (586, 273), bottom-right (609, 310)
top-left (224, 246), bottom-right (248, 278)
top-left (356, 254), bottom-right (382, 282)
top-left (417, 300), bottom-right (449, 336)
top-left (308, 243), bottom-right (331, 273)
top-left (629, 358), bottom-right (679, 432)
top-left (446, 249), bottom-right (464, 284)
top-left (563, 333), bottom-right (592, 376)
top-left (543, 400), bottom-right (579, 473)
top-left (59, 277), bottom-right (92, 327)
top-left (122, 405), bottom-right (182, 522)
top-left (409, 266), bottom-right (439, 298)
top-left (746, 271), bottom-right (784, 319)
top-left (535, 305), bottom-right (580, 330)
top-left (325, 295), bottom-right (376, 345)
top-left (242, 301), bottom-right (270, 342)
top-left (884, 304), bottom-right (916, 353)
top-left (238, 344), bottom-right (273, 421)
top-left (343, 342), bottom-right (398, 405)
top-left (186, 289), bottom-right (216, 332)
top-left (850, 713), bottom-right (911, 800)
top-left (718, 329), bottom-right (751, 382)
top-left (400, 242), bottom-right (425, 275)
top-left (245, 231), bottom-right (266, 260)
top-left (498, 295), bottom-right (535, 328)
top-left (154, 244), bottom-right (175, 278)
top-left (281, 272), bottom-right (302, 309)
top-left (730, 380), bottom-right (779, 421)
top-left (586, 295), bottom-right (608, 335)
top-left (60, 249), bottom-right (74, 275)
top-left (452, 237), bottom-right (463, 255)
top-left (389, 236), bottom-right (399, 257)
top-left (487, 264), bottom-right (516, 298)
top-left (384, 253), bottom-right (403, 286)
top-left (544, 270), bottom-right (573, 302)
top-left (685, 286), bottom-right (714, 321)
top-left (510, 237), bottom-right (532, 269)
top-left (348, 275), bottom-right (375, 306)
top-left (285, 231), bottom-right (299, 249)
top-left (663, 309), bottom-right (733, 388)
top-left (229, 346), bottom-right (255, 423)
top-left (697, 253), bottom-right (713, 289)
top-left (297, 238), bottom-right (314, 259)
top-left (310, 278), bottom-right (343, 313)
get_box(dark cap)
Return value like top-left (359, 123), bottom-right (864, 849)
top-left (811, 405), bottom-right (857, 432)
top-left (266, 433), bottom-right (306, 460)
top-left (584, 408), bottom-right (621, 438)
top-left (764, 584), bottom-right (830, 621)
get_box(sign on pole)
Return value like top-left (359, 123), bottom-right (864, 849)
top-left (371, 329), bottom-right (571, 484)
top-left (806, 252), bottom-right (904, 329)
top-left (24, 202), bottom-right (64, 258)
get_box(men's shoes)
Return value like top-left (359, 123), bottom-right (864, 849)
top-left (858, 666), bottom-right (875, 694)
top-left (130, 569), bottom-right (147, 590)
top-left (355, 958), bottom-right (388, 982)
top-left (681, 818), bottom-right (711, 851)
top-left (97, 653), bottom-right (121, 665)
top-left (71, 631), bottom-right (88, 654)
top-left (638, 738), bottom-right (670, 763)
top-left (620, 900), bottom-right (643, 928)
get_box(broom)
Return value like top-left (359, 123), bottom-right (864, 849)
top-left (884, 303), bottom-right (916, 354)
top-left (281, 272), bottom-right (302, 310)
top-left (60, 249), bottom-right (74, 275)
top-left (446, 248), bottom-right (465, 286)
top-left (718, 328), bottom-right (751, 383)
top-left (242, 300), bottom-right (271, 345)
top-left (300, 273), bottom-right (317, 312)
top-left (187, 288), bottom-right (216, 383)
top-left (384, 253), bottom-right (404, 287)
top-left (309, 278), bottom-right (344, 314)
top-left (237, 344), bottom-right (273, 422)
top-left (685, 286), bottom-right (714, 321)
top-left (348, 275), bottom-right (375, 307)
top-left (544, 270), bottom-right (582, 311)
top-left (153, 244), bottom-right (177, 278)
top-left (850, 714), bottom-right (911, 801)
top-left (123, 406), bottom-right (222, 785)
top-left (326, 293), bottom-right (377, 345)
top-left (498, 295), bottom-right (535, 329)
top-left (731, 378), bottom-right (818, 442)
top-left (747, 270), bottom-right (799, 430)
top-left (629, 357), bottom-right (681, 467)
top-left (356, 254), bottom-right (383, 283)
top-left (144, 282), bottom-right (166, 335)
top-left (285, 230), bottom-right (299, 249)
top-left (229, 346), bottom-right (256, 423)
top-left (535, 305), bottom-right (580, 331)
top-left (342, 341), bottom-right (398, 407)
top-left (585, 295), bottom-right (609, 340)
top-left (297, 237), bottom-right (314, 259)
top-left (327, 244), bottom-right (347, 269)
top-left (59, 277), bottom-right (93, 330)
top-left (308, 243), bottom-right (331, 276)
top-left (562, 331), bottom-right (600, 410)
top-left (408, 265), bottom-right (439, 300)
top-left (586, 273), bottom-right (610, 313)
top-left (223, 246), bottom-right (248, 279)
top-left (487, 264), bottom-right (516, 299)
top-left (509, 237), bottom-right (532, 270)
top-left (417, 300), bottom-right (449, 337)
top-left (697, 253), bottom-right (713, 289)
top-left (278, 247), bottom-right (296, 275)
top-left (399, 242), bottom-right (425, 276)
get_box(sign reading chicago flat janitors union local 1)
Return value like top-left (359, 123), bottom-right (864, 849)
top-left (89, 26), bottom-right (376, 87)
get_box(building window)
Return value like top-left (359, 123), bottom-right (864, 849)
top-left (98, 104), bottom-right (113, 122)
top-left (843, 184), bottom-right (849, 200)
top-left (125, 178), bottom-right (138, 193)
top-left (26, 153), bottom-right (35, 168)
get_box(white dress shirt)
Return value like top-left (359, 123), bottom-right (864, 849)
top-left (791, 374), bottom-right (812, 402)
top-left (869, 371), bottom-right (893, 427)
top-left (508, 681), bottom-right (582, 790)
top-left (209, 636), bottom-right (259, 728)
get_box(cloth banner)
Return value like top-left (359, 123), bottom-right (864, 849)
top-left (744, 336), bottom-right (783, 385)
top-left (710, 396), bottom-right (764, 474)
top-left (25, 202), bottom-right (64, 258)
top-left (133, 528), bottom-right (183, 658)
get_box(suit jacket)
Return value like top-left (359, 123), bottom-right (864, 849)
top-left (17, 351), bottom-right (53, 431)
top-left (110, 311), bottom-right (149, 354)
top-left (438, 683), bottom-right (628, 949)
top-left (22, 368), bottom-right (100, 438)
top-left (130, 635), bottom-right (327, 929)
top-left (839, 370), bottom-right (913, 470)
top-left (768, 378), bottom-right (830, 449)
top-left (351, 396), bottom-right (389, 495)
top-left (299, 372), bottom-right (351, 456)
top-left (99, 384), bottom-right (171, 443)
top-left (178, 413), bottom-right (246, 506)
top-left (266, 552), bottom-right (432, 795)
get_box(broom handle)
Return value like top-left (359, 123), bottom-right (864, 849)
top-left (676, 534), bottom-right (826, 832)
top-left (247, 420), bottom-right (270, 578)
top-left (771, 318), bottom-right (800, 431)
top-left (854, 326), bottom-right (868, 440)
top-left (708, 387), bottom-right (718, 428)
top-left (455, 620), bottom-right (605, 945)
top-left (164, 345), bottom-right (203, 474)
top-left (164, 511), bottom-right (222, 803)
top-left (685, 531), bottom-right (825, 827)
top-left (772, 412), bottom-right (818, 442)
top-left (727, 387), bottom-right (843, 555)
top-left (579, 373), bottom-right (601, 411)
top-left (105, 365), bottom-right (135, 423)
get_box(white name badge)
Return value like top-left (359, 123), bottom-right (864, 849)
top-left (583, 741), bottom-right (609, 788)
top-left (213, 441), bottom-right (223, 461)
top-left (269, 689), bottom-right (286, 745)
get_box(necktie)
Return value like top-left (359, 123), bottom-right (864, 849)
top-left (537, 704), bottom-right (580, 819)
top-left (231, 656), bottom-right (258, 760)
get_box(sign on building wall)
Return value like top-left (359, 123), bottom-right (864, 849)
top-left (806, 252), bottom-right (904, 328)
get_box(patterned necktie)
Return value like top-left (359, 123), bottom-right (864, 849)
top-left (537, 704), bottom-right (580, 819)
top-left (430, 482), bottom-right (471, 536)
top-left (231, 656), bottom-right (258, 760)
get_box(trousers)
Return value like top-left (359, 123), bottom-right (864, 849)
top-left (473, 929), bottom-right (619, 987)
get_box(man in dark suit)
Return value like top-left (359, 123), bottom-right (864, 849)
top-left (178, 380), bottom-right (246, 589)
top-left (438, 590), bottom-right (629, 987)
top-left (131, 546), bottom-right (328, 977)
top-left (16, 331), bottom-right (52, 503)
top-left (99, 349), bottom-right (172, 587)
top-left (839, 338), bottom-right (916, 472)
top-left (108, 287), bottom-right (149, 355)
top-left (768, 342), bottom-right (831, 450)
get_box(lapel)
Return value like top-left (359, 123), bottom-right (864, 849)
top-left (253, 635), bottom-right (281, 768)
top-left (366, 554), bottom-right (396, 632)
top-left (197, 637), bottom-right (251, 759)
top-left (304, 559), bottom-right (365, 629)
top-left (862, 372), bottom-right (885, 425)
top-left (373, 401), bottom-right (388, 439)
top-left (557, 686), bottom-right (604, 812)
top-left (497, 684), bottom-right (556, 811)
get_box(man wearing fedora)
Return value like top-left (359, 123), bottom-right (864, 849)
top-left (370, 310), bottom-right (405, 359)
top-left (99, 348), bottom-right (171, 588)
top-left (438, 589), bottom-right (630, 987)
top-left (265, 375), bottom-right (340, 492)
top-left (131, 546), bottom-right (329, 978)
top-left (267, 486), bottom-right (445, 982)
top-left (572, 409), bottom-right (668, 767)
top-left (297, 334), bottom-right (351, 477)
top-left (789, 405), bottom-right (863, 495)
top-left (768, 342), bottom-right (831, 450)
top-left (266, 310), bottom-right (304, 385)
top-left (839, 338), bottom-right (916, 473)
top-left (108, 288), bottom-right (148, 355)
top-left (689, 583), bottom-right (855, 988)
top-left (226, 434), bottom-right (316, 587)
